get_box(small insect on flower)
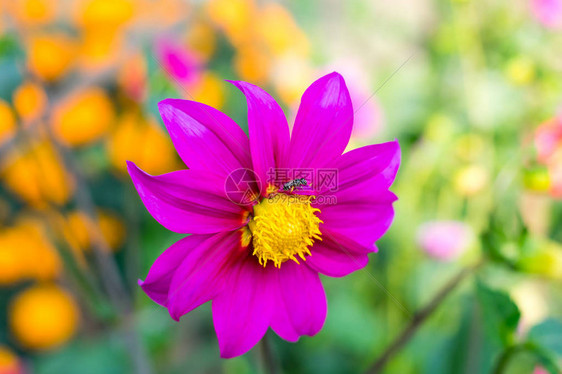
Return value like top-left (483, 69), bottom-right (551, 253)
top-left (282, 178), bottom-right (307, 191)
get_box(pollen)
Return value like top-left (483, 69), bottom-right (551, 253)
top-left (248, 194), bottom-right (322, 268)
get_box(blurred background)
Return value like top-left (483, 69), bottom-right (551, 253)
top-left (0, 0), bottom-right (561, 373)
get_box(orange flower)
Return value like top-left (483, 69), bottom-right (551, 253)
top-left (0, 220), bottom-right (61, 284)
top-left (2, 140), bottom-right (74, 207)
top-left (0, 99), bottom-right (16, 146)
top-left (233, 44), bottom-right (271, 84)
top-left (78, 29), bottom-right (124, 71)
top-left (189, 71), bottom-right (225, 109)
top-left (107, 113), bottom-right (178, 175)
top-left (13, 81), bottom-right (47, 123)
top-left (256, 3), bottom-right (309, 57)
top-left (27, 34), bottom-right (76, 81)
top-left (9, 284), bottom-right (79, 350)
top-left (117, 53), bottom-right (147, 102)
top-left (0, 346), bottom-right (24, 374)
top-left (206, 0), bottom-right (256, 45)
top-left (186, 22), bottom-right (217, 60)
top-left (7, 0), bottom-right (57, 26)
top-left (51, 88), bottom-right (114, 146)
top-left (64, 210), bottom-right (125, 252)
top-left (75, 0), bottom-right (134, 30)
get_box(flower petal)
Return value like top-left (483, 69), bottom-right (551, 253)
top-left (158, 98), bottom-right (252, 176)
top-left (318, 199), bottom-right (395, 250)
top-left (139, 234), bottom-right (211, 307)
top-left (212, 257), bottom-right (274, 358)
top-left (278, 261), bottom-right (327, 336)
top-left (307, 230), bottom-right (374, 277)
top-left (270, 271), bottom-right (300, 342)
top-left (287, 72), bottom-right (353, 169)
top-left (313, 140), bottom-right (399, 248)
top-left (329, 140), bottom-right (400, 194)
top-left (168, 231), bottom-right (241, 321)
top-left (128, 162), bottom-right (248, 234)
top-left (229, 80), bottom-right (290, 194)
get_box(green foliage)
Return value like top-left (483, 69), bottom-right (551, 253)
top-left (529, 319), bottom-right (562, 363)
top-left (475, 281), bottom-right (521, 346)
top-left (33, 336), bottom-right (131, 374)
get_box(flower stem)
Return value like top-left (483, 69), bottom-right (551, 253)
top-left (365, 260), bottom-right (483, 373)
top-left (260, 334), bottom-right (278, 374)
top-left (492, 344), bottom-right (523, 374)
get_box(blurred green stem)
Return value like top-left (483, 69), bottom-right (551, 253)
top-left (365, 260), bottom-right (484, 374)
top-left (491, 343), bottom-right (527, 374)
top-left (259, 334), bottom-right (278, 374)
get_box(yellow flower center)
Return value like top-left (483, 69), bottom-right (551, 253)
top-left (248, 194), bottom-right (322, 268)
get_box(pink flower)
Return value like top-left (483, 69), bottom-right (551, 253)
top-left (417, 221), bottom-right (473, 261)
top-left (531, 0), bottom-right (562, 28)
top-left (129, 72), bottom-right (400, 358)
top-left (321, 62), bottom-right (383, 141)
top-left (155, 37), bottom-right (201, 85)
top-left (535, 115), bottom-right (562, 164)
top-left (351, 89), bottom-right (383, 140)
top-left (533, 366), bottom-right (549, 374)
top-left (535, 113), bottom-right (562, 198)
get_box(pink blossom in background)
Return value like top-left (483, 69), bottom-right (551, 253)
top-left (155, 37), bottom-right (201, 85)
top-left (531, 0), bottom-right (562, 28)
top-left (416, 221), bottom-right (473, 261)
top-left (322, 60), bottom-right (384, 142)
top-left (351, 91), bottom-right (383, 140)
top-left (533, 366), bottom-right (549, 374)
top-left (535, 115), bottom-right (562, 164)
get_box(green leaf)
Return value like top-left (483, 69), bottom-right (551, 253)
top-left (528, 318), bottom-right (562, 357)
top-left (475, 280), bottom-right (521, 346)
top-left (34, 336), bottom-right (130, 374)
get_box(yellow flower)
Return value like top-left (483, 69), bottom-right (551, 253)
top-left (0, 220), bottom-right (61, 285)
top-left (454, 134), bottom-right (485, 162)
top-left (51, 88), bottom-right (114, 146)
top-left (0, 345), bottom-right (23, 374)
top-left (64, 210), bottom-right (125, 252)
top-left (27, 34), bottom-right (76, 81)
top-left (256, 3), bottom-right (309, 57)
top-left (425, 114), bottom-right (455, 143)
top-left (9, 285), bottom-right (79, 350)
top-left (64, 211), bottom-right (91, 251)
top-left (454, 165), bottom-right (489, 196)
top-left (1, 141), bottom-right (74, 207)
top-left (13, 81), bottom-right (47, 122)
top-left (78, 29), bottom-right (124, 71)
top-left (234, 44), bottom-right (271, 84)
top-left (8, 0), bottom-right (57, 26)
top-left (189, 72), bottom-right (225, 109)
top-left (271, 52), bottom-right (313, 105)
top-left (76, 0), bottom-right (134, 30)
top-left (523, 168), bottom-right (551, 193)
top-left (186, 22), bottom-right (217, 60)
top-left (107, 113), bottom-right (178, 175)
top-left (518, 239), bottom-right (562, 280)
top-left (506, 57), bottom-right (535, 86)
top-left (0, 237), bottom-right (24, 285)
top-left (0, 99), bottom-right (16, 146)
top-left (206, 0), bottom-right (256, 45)
top-left (19, 220), bottom-right (62, 281)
